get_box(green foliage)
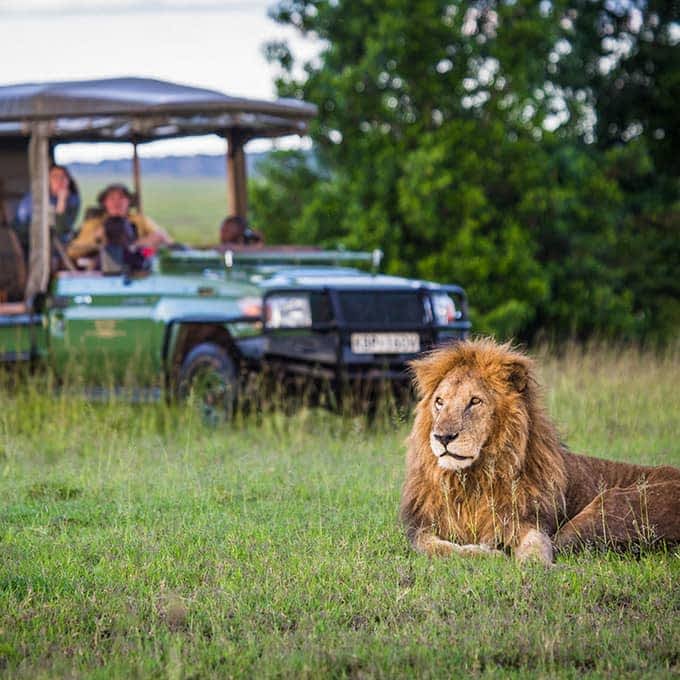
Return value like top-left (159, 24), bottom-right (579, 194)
top-left (605, 141), bottom-right (680, 343)
top-left (248, 150), bottom-right (323, 244)
top-left (560, 0), bottom-right (680, 175)
top-left (1, 346), bottom-right (679, 677)
top-left (255, 0), bottom-right (679, 343)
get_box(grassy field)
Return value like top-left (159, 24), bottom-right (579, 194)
top-left (77, 175), bottom-right (228, 246)
top-left (1, 345), bottom-right (679, 678)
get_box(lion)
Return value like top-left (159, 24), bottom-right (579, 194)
top-left (400, 338), bottom-right (680, 564)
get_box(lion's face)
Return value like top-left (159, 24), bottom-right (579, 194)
top-left (428, 369), bottom-right (496, 470)
top-left (411, 340), bottom-right (532, 473)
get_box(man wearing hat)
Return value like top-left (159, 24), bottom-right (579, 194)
top-left (67, 183), bottom-right (172, 262)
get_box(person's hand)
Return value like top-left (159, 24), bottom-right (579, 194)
top-left (54, 175), bottom-right (70, 212)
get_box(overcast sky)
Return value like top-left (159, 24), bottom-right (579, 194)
top-left (1, 0), bottom-right (317, 162)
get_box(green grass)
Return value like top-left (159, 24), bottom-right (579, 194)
top-left (1, 345), bottom-right (679, 678)
top-left (78, 175), bottom-right (228, 246)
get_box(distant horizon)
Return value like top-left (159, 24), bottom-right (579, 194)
top-left (68, 149), bottom-right (238, 164)
top-left (60, 137), bottom-right (311, 167)
top-left (65, 149), bottom-right (270, 177)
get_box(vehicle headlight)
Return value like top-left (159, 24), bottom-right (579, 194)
top-left (431, 293), bottom-right (457, 325)
top-left (265, 294), bottom-right (312, 328)
top-left (238, 297), bottom-right (263, 318)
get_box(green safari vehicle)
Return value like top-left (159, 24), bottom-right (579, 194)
top-left (0, 77), bottom-right (470, 416)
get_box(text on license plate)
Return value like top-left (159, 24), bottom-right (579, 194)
top-left (350, 332), bottom-right (420, 354)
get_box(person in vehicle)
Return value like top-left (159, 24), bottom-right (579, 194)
top-left (219, 214), bottom-right (263, 246)
top-left (67, 183), bottom-right (172, 262)
top-left (13, 164), bottom-right (81, 250)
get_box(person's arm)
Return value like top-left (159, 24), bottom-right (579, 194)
top-left (66, 218), bottom-right (104, 259)
top-left (12, 193), bottom-right (32, 253)
top-left (134, 215), bottom-right (173, 249)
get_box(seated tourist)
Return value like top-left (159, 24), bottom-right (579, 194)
top-left (13, 164), bottom-right (81, 251)
top-left (219, 215), bottom-right (263, 246)
top-left (67, 183), bottom-right (172, 263)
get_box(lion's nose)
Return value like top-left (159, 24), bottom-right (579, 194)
top-left (434, 432), bottom-right (459, 447)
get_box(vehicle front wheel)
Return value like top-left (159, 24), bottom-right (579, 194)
top-left (176, 342), bottom-right (238, 425)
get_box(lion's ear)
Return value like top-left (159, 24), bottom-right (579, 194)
top-left (410, 358), bottom-right (439, 398)
top-left (505, 360), bottom-right (529, 393)
top-left (410, 350), bottom-right (455, 398)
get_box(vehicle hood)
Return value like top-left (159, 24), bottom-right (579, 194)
top-left (53, 272), bottom-right (261, 300)
top-left (255, 266), bottom-right (443, 291)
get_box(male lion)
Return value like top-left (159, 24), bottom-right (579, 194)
top-left (400, 338), bottom-right (680, 564)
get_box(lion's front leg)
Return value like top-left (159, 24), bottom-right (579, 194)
top-left (513, 528), bottom-right (554, 565)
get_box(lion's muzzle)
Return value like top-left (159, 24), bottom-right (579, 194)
top-left (430, 427), bottom-right (479, 470)
top-left (433, 432), bottom-right (459, 447)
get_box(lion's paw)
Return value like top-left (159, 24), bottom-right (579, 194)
top-left (514, 529), bottom-right (554, 566)
top-left (456, 544), bottom-right (506, 558)
top-left (426, 537), bottom-right (457, 557)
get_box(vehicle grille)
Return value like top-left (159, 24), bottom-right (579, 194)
top-left (334, 291), bottom-right (427, 326)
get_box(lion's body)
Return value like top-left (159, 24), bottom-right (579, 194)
top-left (400, 339), bottom-right (680, 563)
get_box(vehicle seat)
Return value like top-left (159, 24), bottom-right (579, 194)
top-left (0, 225), bottom-right (27, 304)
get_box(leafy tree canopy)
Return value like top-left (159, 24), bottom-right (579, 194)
top-left (251, 0), bottom-right (679, 342)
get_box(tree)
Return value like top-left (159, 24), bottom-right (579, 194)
top-left (557, 0), bottom-right (680, 175)
top-left (254, 0), bottom-right (678, 342)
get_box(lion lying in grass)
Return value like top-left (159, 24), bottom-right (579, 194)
top-left (400, 338), bottom-right (680, 564)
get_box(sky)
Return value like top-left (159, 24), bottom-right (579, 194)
top-left (1, 0), bottom-right (318, 162)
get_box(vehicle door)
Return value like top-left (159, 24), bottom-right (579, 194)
top-left (48, 272), bottom-right (164, 386)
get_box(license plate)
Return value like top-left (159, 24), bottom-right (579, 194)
top-left (350, 332), bottom-right (420, 354)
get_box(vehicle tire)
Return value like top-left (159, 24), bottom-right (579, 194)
top-left (176, 342), bottom-right (238, 425)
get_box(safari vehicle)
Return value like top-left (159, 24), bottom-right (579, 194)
top-left (0, 77), bottom-right (470, 415)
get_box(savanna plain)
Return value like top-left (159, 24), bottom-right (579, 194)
top-left (2, 170), bottom-right (679, 678)
top-left (78, 175), bottom-right (231, 246)
top-left (1, 344), bottom-right (679, 679)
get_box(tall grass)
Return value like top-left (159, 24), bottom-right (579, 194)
top-left (0, 345), bottom-right (678, 678)
top-left (536, 341), bottom-right (680, 465)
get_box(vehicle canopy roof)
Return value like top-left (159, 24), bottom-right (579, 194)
top-left (0, 77), bottom-right (317, 142)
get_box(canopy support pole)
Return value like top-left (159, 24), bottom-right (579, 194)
top-left (225, 130), bottom-right (247, 219)
top-left (132, 141), bottom-right (142, 213)
top-left (25, 123), bottom-right (50, 301)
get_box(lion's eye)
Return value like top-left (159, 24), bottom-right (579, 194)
top-left (434, 397), bottom-right (444, 410)
top-left (469, 396), bottom-right (482, 406)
